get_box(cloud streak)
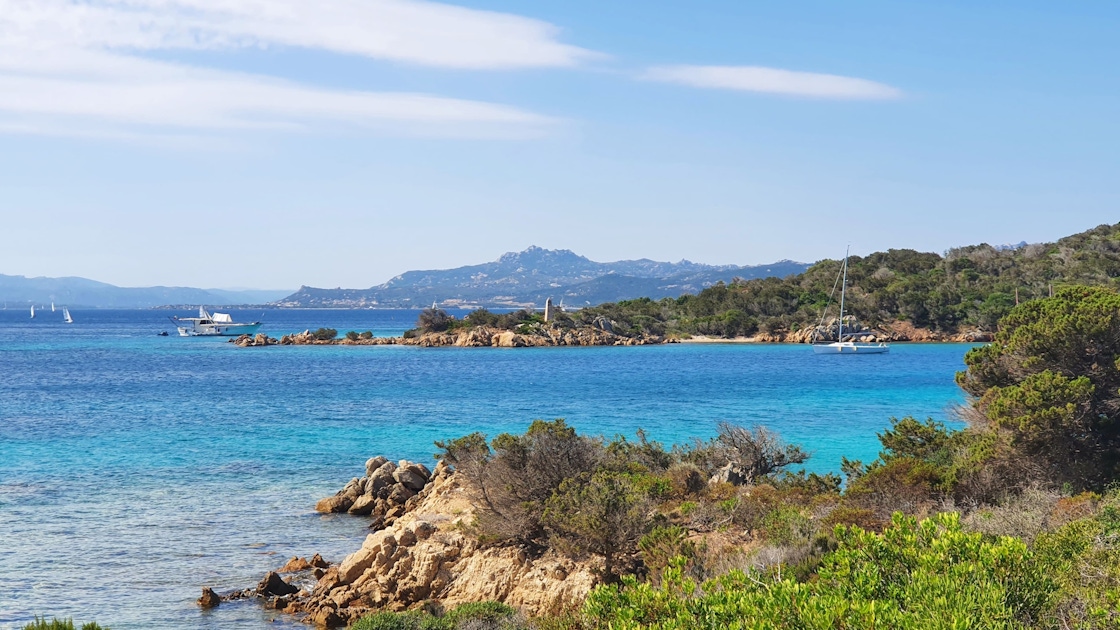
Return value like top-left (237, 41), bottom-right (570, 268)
top-left (0, 0), bottom-right (587, 139)
top-left (644, 65), bottom-right (902, 100)
top-left (2, 0), bottom-right (596, 70)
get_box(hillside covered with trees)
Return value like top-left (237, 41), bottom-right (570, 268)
top-left (574, 222), bottom-right (1120, 339)
top-left (406, 223), bottom-right (1120, 341)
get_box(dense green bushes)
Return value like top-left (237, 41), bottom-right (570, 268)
top-left (584, 512), bottom-right (1055, 629)
top-left (958, 285), bottom-right (1120, 490)
top-left (22, 618), bottom-right (107, 630)
top-left (351, 601), bottom-right (516, 630)
top-left (435, 420), bottom-right (811, 578)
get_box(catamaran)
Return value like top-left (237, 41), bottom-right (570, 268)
top-left (171, 306), bottom-right (262, 337)
top-left (812, 247), bottom-right (889, 354)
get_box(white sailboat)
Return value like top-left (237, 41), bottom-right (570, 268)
top-left (51, 302), bottom-right (55, 312)
top-left (812, 247), bottom-right (889, 354)
top-left (63, 307), bottom-right (73, 324)
top-left (30, 304), bottom-right (35, 319)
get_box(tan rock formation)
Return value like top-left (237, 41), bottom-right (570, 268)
top-left (269, 463), bottom-right (599, 627)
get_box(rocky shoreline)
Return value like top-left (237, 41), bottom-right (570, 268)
top-left (230, 320), bottom-right (991, 349)
top-left (202, 457), bottom-right (598, 628)
top-left (231, 324), bottom-right (669, 348)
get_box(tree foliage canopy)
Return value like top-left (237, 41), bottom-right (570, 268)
top-left (958, 285), bottom-right (1120, 490)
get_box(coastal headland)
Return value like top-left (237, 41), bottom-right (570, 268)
top-left (222, 457), bottom-right (601, 627)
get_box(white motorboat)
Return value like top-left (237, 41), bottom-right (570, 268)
top-left (812, 247), bottom-right (889, 354)
top-left (172, 306), bottom-right (262, 337)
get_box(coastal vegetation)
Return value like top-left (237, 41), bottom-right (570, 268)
top-left (405, 222), bottom-right (1120, 341)
top-left (350, 601), bottom-right (516, 630)
top-left (338, 283), bottom-right (1120, 629)
top-left (21, 618), bottom-right (107, 630)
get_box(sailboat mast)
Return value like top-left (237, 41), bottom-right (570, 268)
top-left (838, 246), bottom-right (849, 342)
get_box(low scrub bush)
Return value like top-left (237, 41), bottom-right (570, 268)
top-left (416, 308), bottom-right (454, 333)
top-left (584, 512), bottom-right (1056, 629)
top-left (311, 327), bottom-right (337, 341)
top-left (351, 602), bottom-right (517, 630)
top-left (22, 619), bottom-right (107, 630)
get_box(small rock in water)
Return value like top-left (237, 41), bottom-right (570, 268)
top-left (278, 556), bottom-right (312, 572)
top-left (257, 571), bottom-right (299, 597)
top-left (198, 587), bottom-right (221, 609)
top-left (310, 553), bottom-right (329, 568)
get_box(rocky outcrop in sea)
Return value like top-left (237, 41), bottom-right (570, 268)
top-left (233, 324), bottom-right (668, 348)
top-left (206, 457), bottom-right (599, 627)
top-left (230, 318), bottom-right (991, 349)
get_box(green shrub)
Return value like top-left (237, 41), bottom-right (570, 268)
top-left (311, 327), bottom-right (337, 341)
top-left (464, 309), bottom-right (500, 328)
top-left (1033, 493), bottom-right (1120, 628)
top-left (442, 601), bottom-right (516, 626)
top-left (22, 619), bottom-right (107, 630)
top-left (760, 505), bottom-right (812, 546)
top-left (958, 286), bottom-right (1120, 491)
top-left (359, 330), bottom-right (374, 339)
top-left (350, 603), bottom-right (516, 630)
top-left (584, 512), bottom-right (1056, 629)
top-left (638, 526), bottom-right (696, 581)
top-left (417, 308), bottom-right (454, 333)
top-left (345, 330), bottom-right (360, 341)
top-left (350, 610), bottom-right (445, 630)
top-left (544, 470), bottom-right (652, 578)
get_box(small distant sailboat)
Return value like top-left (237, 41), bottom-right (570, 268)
top-left (30, 304), bottom-right (35, 319)
top-left (63, 307), bottom-right (73, 324)
top-left (812, 247), bottom-right (889, 354)
top-left (51, 302), bottom-right (55, 312)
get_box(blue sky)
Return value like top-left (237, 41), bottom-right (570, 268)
top-left (1, 0), bottom-right (1117, 289)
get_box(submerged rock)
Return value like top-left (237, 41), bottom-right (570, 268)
top-left (198, 587), bottom-right (221, 609)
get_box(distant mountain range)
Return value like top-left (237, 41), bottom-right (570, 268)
top-left (0, 274), bottom-right (291, 309)
top-left (274, 246), bottom-right (810, 308)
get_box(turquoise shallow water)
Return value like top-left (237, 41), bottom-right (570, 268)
top-left (0, 309), bottom-right (976, 628)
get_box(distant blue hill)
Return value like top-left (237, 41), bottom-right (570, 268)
top-left (275, 246), bottom-right (810, 308)
top-left (0, 274), bottom-right (291, 308)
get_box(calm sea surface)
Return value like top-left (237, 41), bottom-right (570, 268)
top-left (0, 308), bottom-right (977, 629)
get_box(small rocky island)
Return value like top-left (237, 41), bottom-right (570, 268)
top-left (230, 302), bottom-right (990, 349)
top-left (233, 301), bottom-right (669, 348)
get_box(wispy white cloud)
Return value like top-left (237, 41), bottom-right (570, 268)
top-left (643, 65), bottom-right (902, 100)
top-left (1, 0), bottom-right (596, 70)
top-left (0, 0), bottom-right (588, 139)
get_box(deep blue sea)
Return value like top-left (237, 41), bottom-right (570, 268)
top-left (0, 308), bottom-right (977, 629)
